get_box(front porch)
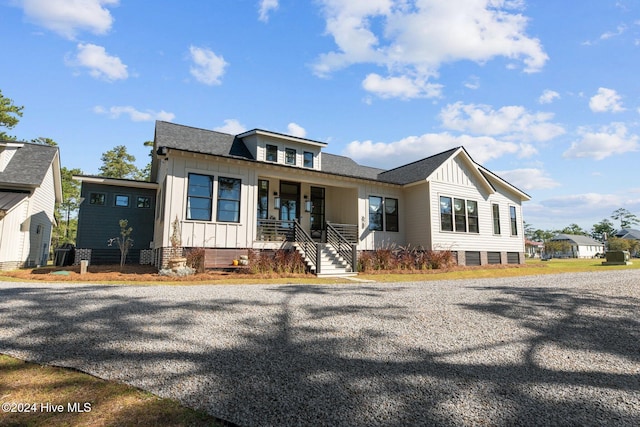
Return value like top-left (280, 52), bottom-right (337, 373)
top-left (255, 219), bottom-right (359, 276)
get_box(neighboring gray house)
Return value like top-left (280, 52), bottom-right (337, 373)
top-left (74, 176), bottom-right (157, 264)
top-left (548, 234), bottom-right (605, 258)
top-left (0, 141), bottom-right (62, 270)
top-left (614, 228), bottom-right (640, 241)
top-left (75, 121), bottom-right (531, 273)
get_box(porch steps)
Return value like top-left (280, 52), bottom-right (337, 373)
top-left (294, 243), bottom-right (357, 277)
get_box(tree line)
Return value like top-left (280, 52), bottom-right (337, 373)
top-left (526, 208), bottom-right (640, 254)
top-left (1, 89), bottom-right (151, 248)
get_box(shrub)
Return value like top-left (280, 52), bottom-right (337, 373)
top-left (185, 247), bottom-right (205, 273)
top-left (357, 245), bottom-right (455, 272)
top-left (248, 249), bottom-right (307, 275)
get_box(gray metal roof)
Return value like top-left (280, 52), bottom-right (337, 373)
top-left (550, 234), bottom-right (604, 245)
top-left (0, 191), bottom-right (28, 212)
top-left (0, 142), bottom-right (59, 188)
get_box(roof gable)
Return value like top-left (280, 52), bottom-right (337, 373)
top-left (0, 141), bottom-right (59, 188)
top-left (376, 147), bottom-right (459, 185)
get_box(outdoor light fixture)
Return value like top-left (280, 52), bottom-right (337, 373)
top-left (274, 192), bottom-right (280, 209)
top-left (304, 195), bottom-right (312, 212)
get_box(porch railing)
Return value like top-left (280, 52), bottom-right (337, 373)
top-left (256, 219), bottom-right (294, 242)
top-left (294, 219), bottom-right (319, 273)
top-left (326, 221), bottom-right (358, 272)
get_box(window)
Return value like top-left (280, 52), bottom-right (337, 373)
top-left (266, 144), bottom-right (277, 162)
top-left (89, 192), bottom-right (105, 206)
top-left (369, 196), bottom-right (398, 232)
top-left (137, 196), bottom-right (151, 208)
top-left (217, 177), bottom-right (241, 223)
top-left (510, 205), bottom-right (518, 236)
top-left (441, 196), bottom-right (478, 233)
top-left (285, 148), bottom-right (296, 165)
top-left (257, 179), bottom-right (269, 219)
top-left (115, 195), bottom-right (129, 207)
top-left (385, 198), bottom-right (399, 232)
top-left (440, 196), bottom-right (453, 231)
top-left (454, 198), bottom-right (466, 232)
top-left (303, 151), bottom-right (314, 168)
top-left (492, 204), bottom-right (501, 235)
top-left (368, 196), bottom-right (383, 231)
top-left (467, 200), bottom-right (478, 233)
top-left (187, 173), bottom-right (213, 221)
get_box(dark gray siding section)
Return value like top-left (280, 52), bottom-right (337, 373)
top-left (76, 182), bottom-right (156, 253)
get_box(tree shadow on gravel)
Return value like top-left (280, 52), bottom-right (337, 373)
top-left (0, 281), bottom-right (639, 426)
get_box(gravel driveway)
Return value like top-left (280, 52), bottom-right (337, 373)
top-left (1, 270), bottom-right (639, 426)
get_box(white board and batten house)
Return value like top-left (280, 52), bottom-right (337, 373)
top-left (0, 141), bottom-right (62, 270)
top-left (75, 121), bottom-right (530, 274)
top-left (150, 121), bottom-right (529, 271)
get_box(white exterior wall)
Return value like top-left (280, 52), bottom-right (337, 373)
top-left (357, 182), bottom-right (405, 250)
top-left (26, 164), bottom-right (57, 266)
top-left (572, 244), bottom-right (604, 258)
top-left (403, 182), bottom-right (431, 248)
top-left (159, 154), bottom-right (255, 249)
top-left (0, 198), bottom-right (29, 269)
top-left (428, 157), bottom-right (525, 254)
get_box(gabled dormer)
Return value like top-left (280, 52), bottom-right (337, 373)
top-left (238, 129), bottom-right (326, 171)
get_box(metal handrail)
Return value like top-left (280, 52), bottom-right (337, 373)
top-left (256, 219), bottom-right (294, 241)
top-left (326, 221), bottom-right (357, 272)
top-left (294, 219), bottom-right (318, 272)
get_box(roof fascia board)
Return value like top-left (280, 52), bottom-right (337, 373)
top-left (170, 147), bottom-right (401, 187)
top-left (73, 175), bottom-right (159, 190)
top-left (237, 129), bottom-right (327, 147)
top-left (478, 165), bottom-right (531, 201)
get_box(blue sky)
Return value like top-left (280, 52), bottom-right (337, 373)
top-left (1, 0), bottom-right (639, 232)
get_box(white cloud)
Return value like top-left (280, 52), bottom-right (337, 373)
top-left (542, 193), bottom-right (622, 210)
top-left (313, 0), bottom-right (548, 99)
top-left (94, 105), bottom-right (175, 122)
top-left (493, 168), bottom-right (560, 191)
top-left (464, 75), bottom-right (480, 90)
top-left (68, 43), bottom-right (128, 81)
top-left (564, 123), bottom-right (639, 160)
top-left (538, 89), bottom-right (560, 104)
top-left (589, 87), bottom-right (625, 113)
top-left (19, 0), bottom-right (118, 39)
top-left (362, 73), bottom-right (442, 99)
top-left (189, 46), bottom-right (228, 86)
top-left (343, 132), bottom-right (519, 168)
top-left (287, 122), bottom-right (307, 138)
top-left (258, 0), bottom-right (279, 22)
top-left (600, 24), bottom-right (626, 40)
top-left (439, 102), bottom-right (565, 143)
top-left (214, 119), bottom-right (247, 134)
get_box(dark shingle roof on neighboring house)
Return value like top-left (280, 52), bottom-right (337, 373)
top-left (155, 121), bottom-right (253, 160)
top-left (376, 147), bottom-right (459, 185)
top-left (0, 142), bottom-right (59, 188)
top-left (615, 228), bottom-right (640, 239)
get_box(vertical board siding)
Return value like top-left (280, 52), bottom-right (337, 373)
top-left (403, 183), bottom-right (430, 248)
top-left (429, 157), bottom-right (525, 254)
top-left (163, 155), bottom-right (253, 249)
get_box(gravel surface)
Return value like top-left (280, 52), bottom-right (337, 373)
top-left (1, 270), bottom-right (639, 426)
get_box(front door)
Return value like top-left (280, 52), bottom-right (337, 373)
top-left (279, 181), bottom-right (300, 223)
